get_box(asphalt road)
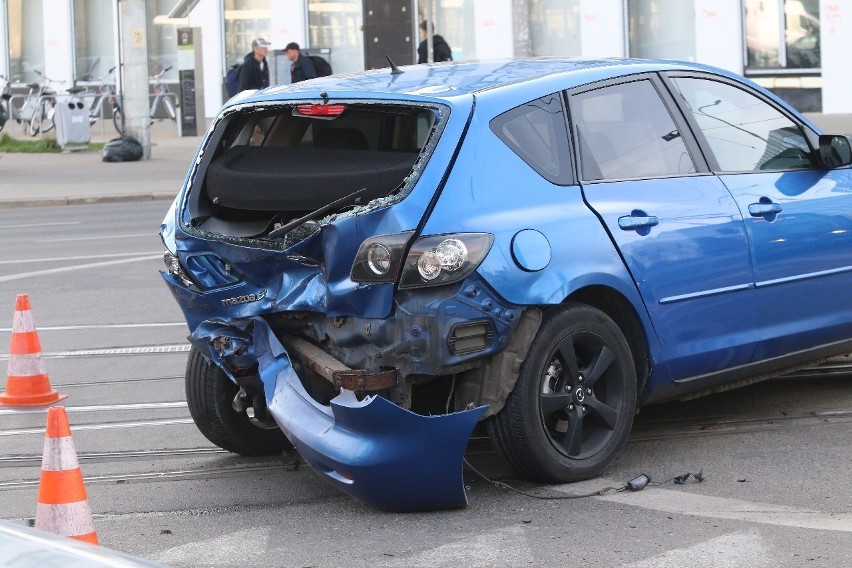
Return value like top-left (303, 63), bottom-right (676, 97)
top-left (1, 201), bottom-right (852, 567)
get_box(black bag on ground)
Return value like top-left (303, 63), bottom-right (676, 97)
top-left (102, 135), bottom-right (143, 162)
top-left (309, 55), bottom-right (333, 77)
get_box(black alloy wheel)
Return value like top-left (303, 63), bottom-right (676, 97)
top-left (488, 303), bottom-right (637, 483)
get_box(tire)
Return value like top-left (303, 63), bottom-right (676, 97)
top-left (28, 101), bottom-right (43, 137)
top-left (487, 303), bottom-right (637, 483)
top-left (43, 102), bottom-right (55, 133)
top-left (112, 107), bottom-right (125, 134)
top-left (163, 96), bottom-right (176, 122)
top-left (185, 346), bottom-right (293, 456)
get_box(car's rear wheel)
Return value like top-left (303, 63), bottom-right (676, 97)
top-left (487, 303), bottom-right (637, 483)
top-left (185, 346), bottom-right (293, 456)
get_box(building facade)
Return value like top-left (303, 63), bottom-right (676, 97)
top-left (0, 0), bottom-right (847, 120)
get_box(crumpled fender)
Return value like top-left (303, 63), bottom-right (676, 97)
top-left (240, 318), bottom-right (488, 512)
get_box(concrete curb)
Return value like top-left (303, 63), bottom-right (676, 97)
top-left (0, 193), bottom-right (177, 209)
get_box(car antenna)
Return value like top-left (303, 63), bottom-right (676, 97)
top-left (385, 55), bottom-right (404, 75)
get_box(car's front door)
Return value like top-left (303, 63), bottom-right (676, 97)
top-left (667, 74), bottom-right (852, 361)
top-left (570, 75), bottom-right (757, 383)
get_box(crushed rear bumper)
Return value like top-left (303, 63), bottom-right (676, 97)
top-left (199, 316), bottom-right (486, 512)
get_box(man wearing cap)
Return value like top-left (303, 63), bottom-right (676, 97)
top-left (284, 42), bottom-right (317, 83)
top-left (239, 37), bottom-right (271, 91)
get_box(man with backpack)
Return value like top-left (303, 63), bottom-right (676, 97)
top-left (238, 37), bottom-right (271, 92)
top-left (417, 20), bottom-right (452, 64)
top-left (285, 42), bottom-right (320, 83)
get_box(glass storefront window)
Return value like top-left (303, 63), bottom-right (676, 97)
top-left (224, 0), bottom-right (271, 68)
top-left (148, 0), bottom-right (184, 83)
top-left (529, 0), bottom-right (580, 57)
top-left (74, 0), bottom-right (116, 81)
top-left (417, 0), bottom-right (474, 62)
top-left (7, 0), bottom-right (45, 82)
top-left (308, 0), bottom-right (363, 73)
top-left (745, 0), bottom-right (820, 70)
top-left (628, 0), bottom-right (695, 61)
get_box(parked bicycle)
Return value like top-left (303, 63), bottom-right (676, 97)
top-left (17, 70), bottom-right (65, 137)
top-left (113, 64), bottom-right (177, 134)
top-left (0, 74), bottom-right (11, 134)
top-left (79, 66), bottom-right (122, 133)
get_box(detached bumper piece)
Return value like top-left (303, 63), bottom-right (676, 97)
top-left (221, 318), bottom-right (487, 512)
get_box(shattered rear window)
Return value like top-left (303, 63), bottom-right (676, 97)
top-left (186, 102), bottom-right (445, 246)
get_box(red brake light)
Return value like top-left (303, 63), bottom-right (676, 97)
top-left (295, 104), bottom-right (346, 117)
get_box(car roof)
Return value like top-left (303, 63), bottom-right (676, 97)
top-left (245, 57), bottom-right (729, 103)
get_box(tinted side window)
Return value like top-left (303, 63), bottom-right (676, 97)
top-left (490, 94), bottom-right (573, 185)
top-left (571, 79), bottom-right (695, 181)
top-left (670, 77), bottom-right (815, 172)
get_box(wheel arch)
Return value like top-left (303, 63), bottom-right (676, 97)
top-left (565, 285), bottom-right (651, 396)
top-left (456, 284), bottom-right (652, 419)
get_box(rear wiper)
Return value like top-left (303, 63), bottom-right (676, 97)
top-left (267, 187), bottom-right (367, 239)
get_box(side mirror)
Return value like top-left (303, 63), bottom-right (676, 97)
top-left (818, 134), bottom-right (852, 169)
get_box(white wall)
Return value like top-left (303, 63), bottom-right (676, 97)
top-left (820, 0), bottom-right (852, 113)
top-left (272, 0), bottom-right (307, 48)
top-left (694, 0), bottom-right (743, 73)
top-left (579, 0), bottom-right (625, 57)
top-left (188, 0), bottom-right (224, 118)
top-left (0, 0), bottom-right (8, 78)
top-left (473, 0), bottom-right (512, 58)
top-left (43, 0), bottom-right (74, 86)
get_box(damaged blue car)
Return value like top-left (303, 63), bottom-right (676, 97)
top-left (161, 58), bottom-right (852, 512)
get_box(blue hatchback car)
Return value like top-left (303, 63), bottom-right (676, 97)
top-left (161, 58), bottom-right (852, 512)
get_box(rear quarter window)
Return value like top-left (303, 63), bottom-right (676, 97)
top-left (490, 94), bottom-right (574, 185)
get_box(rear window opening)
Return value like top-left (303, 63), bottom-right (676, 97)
top-left (188, 102), bottom-right (442, 242)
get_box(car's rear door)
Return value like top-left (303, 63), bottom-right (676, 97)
top-left (665, 73), bottom-right (852, 361)
top-left (569, 74), bottom-right (757, 382)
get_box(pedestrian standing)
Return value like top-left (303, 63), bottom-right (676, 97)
top-left (239, 37), bottom-right (271, 91)
top-left (417, 21), bottom-right (452, 64)
top-left (284, 42), bottom-right (318, 83)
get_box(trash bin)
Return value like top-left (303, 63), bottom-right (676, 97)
top-left (54, 96), bottom-right (91, 149)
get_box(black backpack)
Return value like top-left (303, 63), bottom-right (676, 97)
top-left (225, 63), bottom-right (242, 97)
top-left (309, 55), bottom-right (333, 77)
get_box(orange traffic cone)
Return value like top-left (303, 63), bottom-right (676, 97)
top-left (35, 406), bottom-right (98, 545)
top-left (0, 294), bottom-right (65, 406)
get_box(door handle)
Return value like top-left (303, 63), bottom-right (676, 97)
top-left (618, 214), bottom-right (659, 231)
top-left (748, 202), bottom-right (783, 217)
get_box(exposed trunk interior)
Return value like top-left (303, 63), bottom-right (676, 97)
top-left (189, 102), bottom-right (439, 240)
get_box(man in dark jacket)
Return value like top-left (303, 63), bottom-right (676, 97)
top-left (284, 42), bottom-right (317, 83)
top-left (239, 36), bottom-right (271, 91)
top-left (417, 21), bottom-right (452, 64)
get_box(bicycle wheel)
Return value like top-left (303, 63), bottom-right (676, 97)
top-left (0, 101), bottom-right (7, 134)
top-left (28, 100), bottom-right (44, 136)
top-left (163, 95), bottom-right (176, 123)
top-left (42, 102), bottom-right (55, 133)
top-left (112, 106), bottom-right (125, 134)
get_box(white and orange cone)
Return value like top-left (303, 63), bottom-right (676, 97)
top-left (0, 294), bottom-right (65, 406)
top-left (34, 406), bottom-right (98, 545)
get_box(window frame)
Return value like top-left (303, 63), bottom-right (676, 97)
top-left (565, 72), bottom-right (709, 184)
top-left (659, 71), bottom-right (820, 174)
